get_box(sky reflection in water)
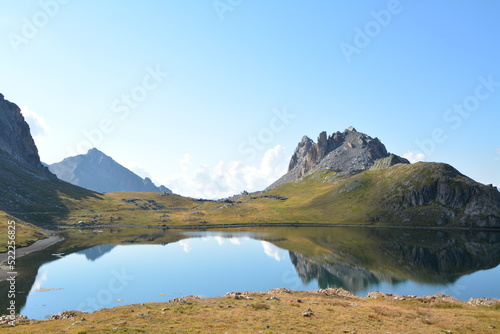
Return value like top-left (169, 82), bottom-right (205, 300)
top-left (20, 231), bottom-right (500, 320)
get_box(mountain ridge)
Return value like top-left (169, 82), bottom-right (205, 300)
top-left (48, 148), bottom-right (172, 193)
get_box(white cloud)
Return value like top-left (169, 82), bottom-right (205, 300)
top-left (229, 237), bottom-right (242, 245)
top-left (20, 105), bottom-right (50, 142)
top-left (123, 161), bottom-right (151, 179)
top-left (403, 151), bottom-right (426, 163)
top-left (181, 153), bottom-right (192, 167)
top-left (261, 241), bottom-right (286, 262)
top-left (31, 270), bottom-right (48, 292)
top-left (164, 145), bottom-right (288, 199)
top-left (214, 236), bottom-right (225, 246)
top-left (179, 240), bottom-right (192, 252)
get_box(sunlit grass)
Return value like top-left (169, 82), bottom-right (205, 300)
top-left (0, 212), bottom-right (47, 252)
top-left (2, 291), bottom-right (499, 333)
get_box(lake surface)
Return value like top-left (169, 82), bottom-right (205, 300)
top-left (2, 227), bottom-right (500, 319)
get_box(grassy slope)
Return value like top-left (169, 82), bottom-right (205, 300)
top-left (264, 162), bottom-right (498, 226)
top-left (0, 150), bottom-right (100, 247)
top-left (59, 162), bottom-right (498, 228)
top-left (2, 291), bottom-right (499, 333)
top-left (0, 212), bottom-right (47, 252)
top-left (0, 152), bottom-right (98, 223)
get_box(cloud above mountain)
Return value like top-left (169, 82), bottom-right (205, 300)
top-left (403, 151), bottom-right (426, 163)
top-left (165, 145), bottom-right (288, 199)
top-left (20, 105), bottom-right (50, 143)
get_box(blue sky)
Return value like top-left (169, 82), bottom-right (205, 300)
top-left (1, 0), bottom-right (499, 198)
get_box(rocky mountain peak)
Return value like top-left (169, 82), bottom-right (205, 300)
top-left (87, 148), bottom-right (103, 156)
top-left (48, 148), bottom-right (172, 194)
top-left (288, 127), bottom-right (389, 175)
top-left (0, 93), bottom-right (48, 172)
top-left (268, 127), bottom-right (406, 189)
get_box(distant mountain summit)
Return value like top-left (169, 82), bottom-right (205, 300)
top-left (48, 148), bottom-right (172, 193)
top-left (268, 126), bottom-right (409, 189)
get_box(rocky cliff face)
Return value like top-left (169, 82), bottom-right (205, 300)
top-left (268, 127), bottom-right (404, 189)
top-left (48, 148), bottom-right (172, 193)
top-left (369, 154), bottom-right (410, 171)
top-left (375, 163), bottom-right (500, 227)
top-left (0, 93), bottom-right (49, 172)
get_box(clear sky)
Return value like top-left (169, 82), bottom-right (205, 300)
top-left (1, 0), bottom-right (499, 198)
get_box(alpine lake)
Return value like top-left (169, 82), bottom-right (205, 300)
top-left (1, 226), bottom-right (500, 320)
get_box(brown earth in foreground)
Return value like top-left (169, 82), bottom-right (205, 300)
top-left (1, 289), bottom-right (499, 333)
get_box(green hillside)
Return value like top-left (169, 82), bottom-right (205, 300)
top-left (44, 161), bottom-right (500, 229)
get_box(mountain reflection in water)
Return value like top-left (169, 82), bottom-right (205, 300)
top-left (1, 226), bottom-right (499, 319)
top-left (279, 228), bottom-right (500, 291)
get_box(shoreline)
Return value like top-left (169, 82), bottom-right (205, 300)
top-left (0, 234), bottom-right (64, 282)
top-left (54, 222), bottom-right (500, 231)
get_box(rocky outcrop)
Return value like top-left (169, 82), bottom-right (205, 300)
top-left (369, 154), bottom-right (410, 171)
top-left (377, 163), bottom-right (500, 227)
top-left (0, 93), bottom-right (49, 172)
top-left (267, 127), bottom-right (401, 189)
top-left (48, 148), bottom-right (172, 193)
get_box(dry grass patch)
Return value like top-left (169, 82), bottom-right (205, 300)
top-left (2, 291), bottom-right (499, 333)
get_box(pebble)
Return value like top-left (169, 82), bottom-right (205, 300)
top-left (302, 308), bottom-right (314, 317)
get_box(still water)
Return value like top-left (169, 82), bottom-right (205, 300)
top-left (6, 227), bottom-right (500, 319)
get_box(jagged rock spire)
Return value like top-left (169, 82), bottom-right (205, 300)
top-left (268, 127), bottom-right (406, 189)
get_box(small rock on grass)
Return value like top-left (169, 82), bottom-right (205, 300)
top-left (302, 308), bottom-right (314, 317)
